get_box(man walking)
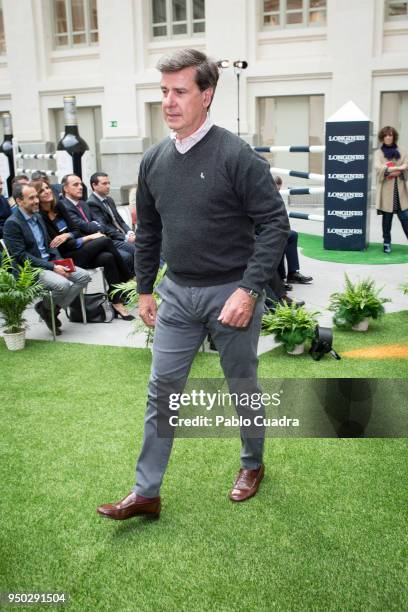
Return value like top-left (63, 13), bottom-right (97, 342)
top-left (97, 49), bottom-right (289, 520)
top-left (3, 183), bottom-right (90, 334)
top-left (87, 172), bottom-right (135, 274)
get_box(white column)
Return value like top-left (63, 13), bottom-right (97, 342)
top-left (98, 0), bottom-right (147, 192)
top-left (327, 0), bottom-right (374, 118)
top-left (3, 0), bottom-right (42, 141)
top-left (205, 0), bottom-right (249, 136)
top-left (98, 0), bottom-right (139, 139)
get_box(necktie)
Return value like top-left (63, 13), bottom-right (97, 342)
top-left (77, 204), bottom-right (89, 222)
top-left (103, 199), bottom-right (125, 234)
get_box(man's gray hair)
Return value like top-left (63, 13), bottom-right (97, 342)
top-left (157, 48), bottom-right (219, 106)
top-left (61, 173), bottom-right (79, 196)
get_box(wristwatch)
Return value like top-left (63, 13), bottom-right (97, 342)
top-left (240, 287), bottom-right (260, 300)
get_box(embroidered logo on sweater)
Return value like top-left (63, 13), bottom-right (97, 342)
top-left (200, 172), bottom-right (205, 180)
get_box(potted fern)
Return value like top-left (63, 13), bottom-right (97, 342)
top-left (261, 301), bottom-right (320, 355)
top-left (329, 274), bottom-right (390, 332)
top-left (0, 253), bottom-right (45, 350)
top-left (111, 264), bottom-right (167, 348)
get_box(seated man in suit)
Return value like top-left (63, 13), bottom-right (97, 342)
top-left (3, 183), bottom-right (91, 335)
top-left (59, 174), bottom-right (103, 236)
top-left (0, 175), bottom-right (11, 238)
top-left (86, 172), bottom-right (135, 275)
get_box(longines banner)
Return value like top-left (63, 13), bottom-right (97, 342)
top-left (324, 118), bottom-right (372, 250)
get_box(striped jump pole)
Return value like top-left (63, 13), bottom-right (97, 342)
top-left (279, 186), bottom-right (325, 197)
top-left (19, 168), bottom-right (57, 176)
top-left (288, 211), bottom-right (323, 222)
top-left (255, 145), bottom-right (325, 154)
top-left (13, 140), bottom-right (70, 182)
top-left (270, 167), bottom-right (324, 183)
top-left (15, 153), bottom-right (57, 160)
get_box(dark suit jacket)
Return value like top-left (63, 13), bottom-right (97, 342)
top-left (86, 193), bottom-right (131, 242)
top-left (60, 196), bottom-right (103, 236)
top-left (3, 208), bottom-right (60, 270)
top-left (0, 195), bottom-right (11, 238)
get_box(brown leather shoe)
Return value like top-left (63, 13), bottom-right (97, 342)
top-left (96, 492), bottom-right (161, 520)
top-left (229, 464), bottom-right (264, 502)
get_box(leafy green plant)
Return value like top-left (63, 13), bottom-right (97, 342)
top-left (0, 253), bottom-right (45, 333)
top-left (261, 301), bottom-right (320, 352)
top-left (111, 264), bottom-right (167, 347)
top-left (400, 281), bottom-right (408, 295)
top-left (329, 274), bottom-right (390, 329)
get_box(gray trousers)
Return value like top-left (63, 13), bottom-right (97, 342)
top-left (39, 267), bottom-right (91, 308)
top-left (133, 276), bottom-right (265, 498)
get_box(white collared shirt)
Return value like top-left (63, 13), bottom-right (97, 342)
top-left (92, 191), bottom-right (105, 203)
top-left (65, 195), bottom-right (79, 206)
top-left (170, 115), bottom-right (213, 154)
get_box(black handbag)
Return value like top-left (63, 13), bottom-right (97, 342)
top-left (68, 293), bottom-right (115, 323)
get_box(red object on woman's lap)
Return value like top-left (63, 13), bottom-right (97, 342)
top-left (385, 161), bottom-right (401, 179)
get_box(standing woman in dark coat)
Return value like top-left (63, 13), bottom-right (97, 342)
top-left (374, 126), bottom-right (408, 253)
top-left (32, 180), bottom-right (134, 320)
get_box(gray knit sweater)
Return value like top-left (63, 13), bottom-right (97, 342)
top-left (135, 125), bottom-right (289, 294)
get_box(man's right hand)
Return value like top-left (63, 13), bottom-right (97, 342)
top-left (138, 294), bottom-right (157, 328)
top-left (53, 264), bottom-right (70, 278)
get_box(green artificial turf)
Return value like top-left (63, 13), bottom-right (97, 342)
top-left (259, 310), bottom-right (408, 378)
top-left (1, 313), bottom-right (407, 611)
top-left (298, 232), bottom-right (408, 265)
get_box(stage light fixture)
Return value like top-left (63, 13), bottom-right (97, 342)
top-left (232, 60), bottom-right (248, 137)
top-left (233, 60), bottom-right (248, 70)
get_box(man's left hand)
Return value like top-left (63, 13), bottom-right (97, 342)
top-left (218, 288), bottom-right (257, 328)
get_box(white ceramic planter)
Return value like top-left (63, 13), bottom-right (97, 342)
top-left (3, 329), bottom-right (26, 351)
top-left (352, 318), bottom-right (369, 332)
top-left (287, 342), bottom-right (305, 355)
